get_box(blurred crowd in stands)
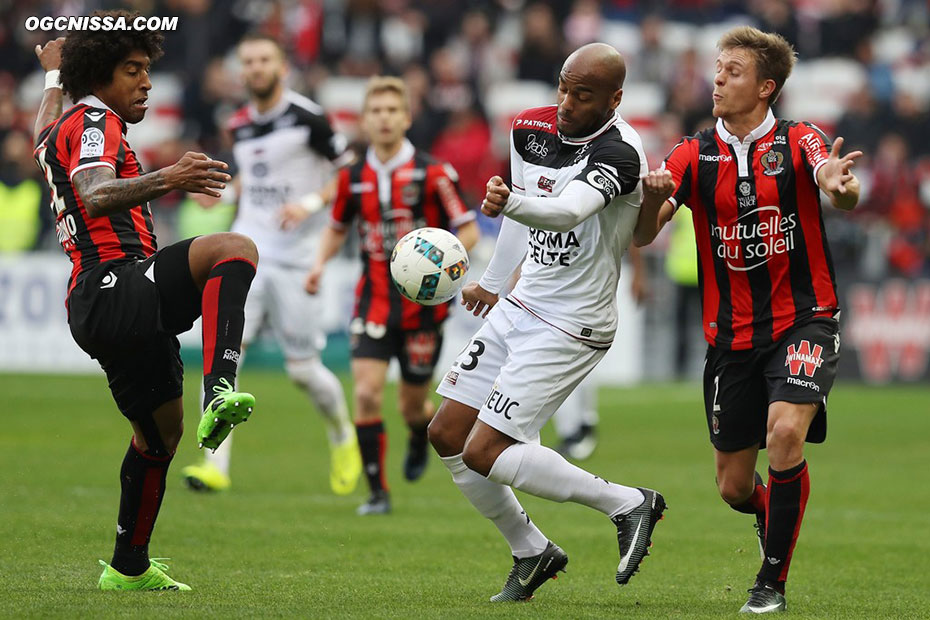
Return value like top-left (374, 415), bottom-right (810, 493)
top-left (2, 0), bottom-right (929, 282)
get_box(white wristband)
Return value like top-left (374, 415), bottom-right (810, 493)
top-left (44, 70), bottom-right (61, 90)
top-left (299, 192), bottom-right (324, 214)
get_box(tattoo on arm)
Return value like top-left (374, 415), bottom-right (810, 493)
top-left (73, 166), bottom-right (170, 218)
top-left (34, 88), bottom-right (63, 144)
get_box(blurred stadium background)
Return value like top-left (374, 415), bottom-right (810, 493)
top-left (1, 0), bottom-right (929, 383)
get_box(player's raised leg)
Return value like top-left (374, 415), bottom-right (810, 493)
top-left (99, 398), bottom-right (190, 591)
top-left (429, 398), bottom-right (560, 602)
top-left (186, 233), bottom-right (258, 450)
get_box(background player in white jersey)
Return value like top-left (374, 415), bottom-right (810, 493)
top-left (427, 43), bottom-right (673, 601)
top-left (182, 33), bottom-right (359, 495)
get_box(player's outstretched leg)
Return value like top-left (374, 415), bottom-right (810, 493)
top-left (198, 256), bottom-right (257, 450)
top-left (480, 437), bottom-right (666, 587)
top-left (490, 541), bottom-right (568, 602)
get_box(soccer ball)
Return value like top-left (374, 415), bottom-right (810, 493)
top-left (390, 227), bottom-right (469, 306)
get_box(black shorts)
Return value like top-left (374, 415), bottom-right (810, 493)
top-left (350, 322), bottom-right (444, 385)
top-left (702, 317), bottom-right (840, 452)
top-left (67, 239), bottom-right (202, 420)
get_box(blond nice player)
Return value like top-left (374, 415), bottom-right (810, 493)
top-left (182, 33), bottom-right (359, 495)
top-left (427, 43), bottom-right (674, 602)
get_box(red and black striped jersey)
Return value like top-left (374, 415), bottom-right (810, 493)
top-left (664, 110), bottom-right (839, 350)
top-left (33, 96), bottom-right (156, 298)
top-left (331, 139), bottom-right (475, 330)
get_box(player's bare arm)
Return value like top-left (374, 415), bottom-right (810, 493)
top-left (632, 169), bottom-right (676, 247)
top-left (304, 225), bottom-right (348, 294)
top-left (815, 136), bottom-right (862, 211)
top-left (74, 152), bottom-right (230, 218)
top-left (33, 38), bottom-right (65, 143)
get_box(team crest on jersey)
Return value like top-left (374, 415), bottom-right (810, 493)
top-left (760, 149), bottom-right (785, 176)
top-left (537, 175), bottom-right (555, 192)
top-left (401, 183), bottom-right (421, 206)
top-left (80, 127), bottom-right (105, 159)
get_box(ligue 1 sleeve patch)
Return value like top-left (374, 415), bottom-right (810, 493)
top-left (80, 127), bottom-right (105, 159)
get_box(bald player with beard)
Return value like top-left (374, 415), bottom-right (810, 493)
top-left (427, 43), bottom-right (673, 602)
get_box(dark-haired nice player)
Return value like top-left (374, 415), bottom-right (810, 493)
top-left (32, 13), bottom-right (258, 591)
top-left (428, 43), bottom-right (671, 602)
top-left (635, 26), bottom-right (861, 614)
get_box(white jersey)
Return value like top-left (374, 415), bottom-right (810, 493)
top-left (507, 105), bottom-right (648, 347)
top-left (229, 90), bottom-right (350, 268)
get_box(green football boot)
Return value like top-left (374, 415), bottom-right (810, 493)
top-left (198, 378), bottom-right (254, 451)
top-left (98, 559), bottom-right (191, 591)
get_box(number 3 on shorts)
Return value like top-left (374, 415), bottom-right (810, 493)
top-left (460, 339), bottom-right (485, 371)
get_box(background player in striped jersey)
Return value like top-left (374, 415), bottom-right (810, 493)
top-left (635, 26), bottom-right (862, 614)
top-left (304, 77), bottom-right (479, 515)
top-left (181, 33), bottom-right (360, 497)
top-left (32, 11), bottom-right (258, 590)
top-left (428, 43), bottom-right (670, 602)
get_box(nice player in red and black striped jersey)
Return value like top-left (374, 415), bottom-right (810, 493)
top-left (635, 27), bottom-right (862, 613)
top-left (305, 77), bottom-right (479, 515)
top-left (30, 12), bottom-right (261, 590)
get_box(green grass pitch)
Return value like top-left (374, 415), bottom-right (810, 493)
top-left (1, 372), bottom-right (928, 618)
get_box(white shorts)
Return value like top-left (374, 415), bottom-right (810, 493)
top-left (436, 300), bottom-right (607, 444)
top-left (243, 262), bottom-right (326, 359)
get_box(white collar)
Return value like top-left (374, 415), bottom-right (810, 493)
top-left (248, 89), bottom-right (292, 123)
top-left (559, 110), bottom-right (619, 145)
top-left (366, 138), bottom-right (415, 173)
top-left (716, 108), bottom-right (775, 145)
top-left (77, 95), bottom-right (120, 119)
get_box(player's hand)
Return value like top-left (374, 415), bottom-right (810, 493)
top-left (481, 176), bottom-right (510, 218)
top-left (279, 203), bottom-right (311, 231)
top-left (460, 282), bottom-right (498, 318)
top-left (165, 152), bottom-right (231, 197)
top-left (304, 264), bottom-right (324, 295)
top-left (641, 169), bottom-right (675, 205)
top-left (35, 37), bottom-right (65, 71)
top-left (817, 137), bottom-right (863, 196)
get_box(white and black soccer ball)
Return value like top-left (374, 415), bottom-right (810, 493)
top-left (390, 227), bottom-right (469, 306)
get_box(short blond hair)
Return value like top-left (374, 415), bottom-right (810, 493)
top-left (718, 26), bottom-right (797, 104)
top-left (362, 76), bottom-right (409, 112)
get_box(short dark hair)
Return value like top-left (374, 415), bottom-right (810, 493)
top-left (59, 9), bottom-right (164, 102)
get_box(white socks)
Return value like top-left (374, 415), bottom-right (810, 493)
top-left (488, 443), bottom-right (643, 517)
top-left (440, 453), bottom-right (549, 558)
top-left (286, 357), bottom-right (353, 445)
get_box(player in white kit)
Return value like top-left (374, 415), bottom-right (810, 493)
top-left (182, 33), bottom-right (360, 495)
top-left (427, 43), bottom-right (673, 601)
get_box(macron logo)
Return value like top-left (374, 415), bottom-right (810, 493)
top-left (223, 349), bottom-right (241, 364)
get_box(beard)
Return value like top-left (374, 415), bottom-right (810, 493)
top-left (249, 74), bottom-right (280, 101)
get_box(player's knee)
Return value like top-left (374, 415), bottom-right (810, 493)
top-left (767, 417), bottom-right (806, 452)
top-left (461, 441), bottom-right (490, 476)
top-left (428, 414), bottom-right (461, 455)
top-left (220, 232), bottom-right (259, 263)
top-left (354, 384), bottom-right (382, 419)
top-left (718, 476), bottom-right (754, 505)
